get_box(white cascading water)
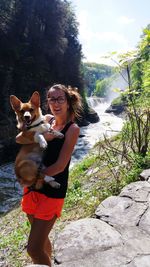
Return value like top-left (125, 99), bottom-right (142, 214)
top-left (0, 97), bottom-right (124, 213)
top-left (71, 96), bottom-right (124, 166)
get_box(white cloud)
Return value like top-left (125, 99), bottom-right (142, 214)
top-left (78, 11), bottom-right (129, 46)
top-left (77, 10), bottom-right (134, 64)
top-left (117, 16), bottom-right (135, 25)
top-left (78, 10), bottom-right (93, 40)
top-left (83, 54), bottom-right (115, 66)
top-left (82, 51), bottom-right (117, 66)
top-left (94, 31), bottom-right (128, 45)
top-left (83, 47), bottom-right (137, 66)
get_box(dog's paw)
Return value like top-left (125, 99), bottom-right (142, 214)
top-left (49, 181), bottom-right (61, 189)
top-left (44, 176), bottom-right (55, 183)
top-left (57, 132), bottom-right (64, 139)
top-left (39, 139), bottom-right (47, 149)
top-left (49, 129), bottom-right (64, 139)
top-left (44, 176), bottom-right (61, 189)
top-left (34, 133), bottom-right (48, 148)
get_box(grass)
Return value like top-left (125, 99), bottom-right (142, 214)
top-left (0, 207), bottom-right (31, 267)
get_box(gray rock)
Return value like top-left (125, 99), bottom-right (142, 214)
top-left (53, 180), bottom-right (150, 267)
top-left (54, 218), bottom-right (122, 263)
top-left (120, 181), bottom-right (150, 202)
top-left (138, 206), bottom-right (150, 234)
top-left (140, 169), bottom-right (150, 180)
top-left (54, 247), bottom-right (132, 267)
top-left (118, 226), bottom-right (150, 254)
top-left (127, 255), bottom-right (150, 267)
top-left (95, 195), bottom-right (148, 227)
top-left (26, 265), bottom-right (49, 267)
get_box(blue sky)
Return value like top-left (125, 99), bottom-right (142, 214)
top-left (71, 0), bottom-right (150, 64)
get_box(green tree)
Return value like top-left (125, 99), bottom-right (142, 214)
top-left (130, 26), bottom-right (150, 106)
top-left (82, 62), bottom-right (114, 96)
top-left (57, 1), bottom-right (83, 89)
top-left (0, 0), bottom-right (83, 116)
top-left (94, 78), bottom-right (110, 97)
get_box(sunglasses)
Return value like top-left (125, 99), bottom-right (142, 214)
top-left (48, 96), bottom-right (66, 104)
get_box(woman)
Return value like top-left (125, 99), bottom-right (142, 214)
top-left (21, 84), bottom-right (82, 266)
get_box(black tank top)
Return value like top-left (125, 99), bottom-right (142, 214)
top-left (37, 119), bottom-right (74, 198)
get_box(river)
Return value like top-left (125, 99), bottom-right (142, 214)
top-left (71, 97), bottom-right (124, 166)
top-left (0, 97), bottom-right (124, 215)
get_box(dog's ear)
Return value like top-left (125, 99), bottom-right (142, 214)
top-left (10, 95), bottom-right (22, 111)
top-left (30, 91), bottom-right (40, 107)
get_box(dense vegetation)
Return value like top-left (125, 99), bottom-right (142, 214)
top-left (93, 25), bottom-right (150, 103)
top-left (103, 25), bottom-right (150, 184)
top-left (130, 24), bottom-right (150, 107)
top-left (112, 25), bottom-right (150, 108)
top-left (0, 0), bottom-right (83, 117)
top-left (82, 62), bottom-right (114, 96)
top-left (94, 74), bottom-right (115, 97)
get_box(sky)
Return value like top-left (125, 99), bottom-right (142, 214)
top-left (71, 0), bottom-right (150, 65)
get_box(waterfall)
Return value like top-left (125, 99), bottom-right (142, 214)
top-left (87, 96), bottom-right (105, 107)
top-left (71, 97), bottom-right (124, 166)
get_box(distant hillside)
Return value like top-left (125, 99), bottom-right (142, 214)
top-left (82, 62), bottom-right (115, 96)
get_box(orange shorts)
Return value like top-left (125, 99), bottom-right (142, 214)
top-left (21, 188), bottom-right (64, 221)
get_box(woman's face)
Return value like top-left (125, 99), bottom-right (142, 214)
top-left (48, 88), bottom-right (69, 117)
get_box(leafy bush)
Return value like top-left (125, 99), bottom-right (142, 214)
top-left (111, 95), bottom-right (126, 106)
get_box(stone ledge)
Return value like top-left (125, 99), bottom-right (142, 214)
top-left (53, 179), bottom-right (150, 267)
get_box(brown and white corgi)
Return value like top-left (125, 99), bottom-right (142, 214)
top-left (10, 91), bottom-right (63, 189)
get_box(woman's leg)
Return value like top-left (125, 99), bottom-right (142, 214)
top-left (27, 215), bottom-right (57, 266)
top-left (27, 214), bottom-right (53, 258)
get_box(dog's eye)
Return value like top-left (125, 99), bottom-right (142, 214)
top-left (20, 110), bottom-right (24, 114)
top-left (29, 108), bottom-right (34, 112)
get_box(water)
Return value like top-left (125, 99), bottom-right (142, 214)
top-left (71, 98), bottom-right (124, 166)
top-left (0, 163), bottom-right (22, 214)
top-left (0, 97), bottom-right (124, 214)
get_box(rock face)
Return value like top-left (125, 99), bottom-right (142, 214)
top-left (139, 169), bottom-right (150, 181)
top-left (26, 265), bottom-right (49, 267)
top-left (78, 108), bottom-right (100, 126)
top-left (54, 179), bottom-right (150, 267)
top-left (105, 104), bottom-right (125, 115)
top-left (86, 108), bottom-right (100, 123)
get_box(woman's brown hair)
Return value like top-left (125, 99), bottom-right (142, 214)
top-left (47, 84), bottom-right (83, 121)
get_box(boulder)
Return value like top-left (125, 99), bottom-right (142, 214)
top-left (105, 104), bottom-right (125, 115)
top-left (26, 265), bottom-right (49, 267)
top-left (139, 169), bottom-right (150, 181)
top-left (54, 218), bottom-right (122, 264)
top-left (53, 180), bottom-right (150, 267)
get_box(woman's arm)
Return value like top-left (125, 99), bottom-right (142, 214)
top-left (43, 123), bottom-right (80, 177)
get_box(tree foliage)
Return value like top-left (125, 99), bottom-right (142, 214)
top-left (82, 62), bottom-right (114, 96)
top-left (0, 0), bottom-right (83, 116)
top-left (112, 24), bottom-right (150, 156)
top-left (94, 77), bottom-right (111, 97)
top-left (130, 25), bottom-right (150, 95)
top-left (117, 25), bottom-right (150, 103)
top-left (96, 25), bottom-right (150, 194)
top-left (105, 24), bottom-right (150, 109)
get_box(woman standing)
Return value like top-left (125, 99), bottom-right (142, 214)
top-left (22, 84), bottom-right (82, 266)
